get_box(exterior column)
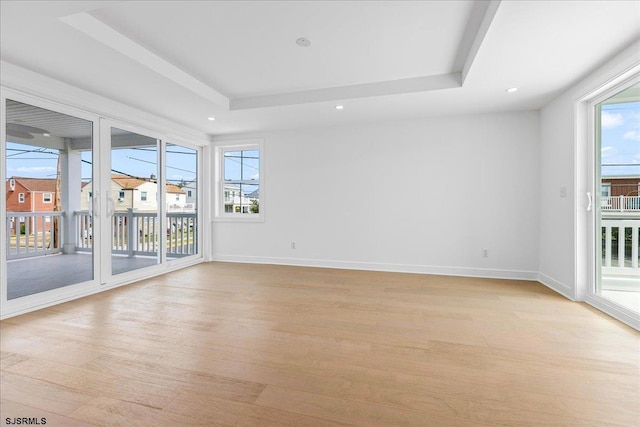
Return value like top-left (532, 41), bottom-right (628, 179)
top-left (61, 140), bottom-right (82, 254)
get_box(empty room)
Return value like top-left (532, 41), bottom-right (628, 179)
top-left (1, 1), bottom-right (639, 426)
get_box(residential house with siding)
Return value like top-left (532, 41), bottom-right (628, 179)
top-left (5, 177), bottom-right (57, 233)
top-left (80, 175), bottom-right (186, 213)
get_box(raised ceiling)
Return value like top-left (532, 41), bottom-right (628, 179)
top-left (1, 1), bottom-right (639, 136)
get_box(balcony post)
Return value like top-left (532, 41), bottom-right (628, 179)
top-left (61, 142), bottom-right (82, 254)
top-left (619, 195), bottom-right (625, 212)
top-left (127, 208), bottom-right (136, 257)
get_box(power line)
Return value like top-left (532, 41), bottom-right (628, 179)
top-left (126, 156), bottom-right (196, 174)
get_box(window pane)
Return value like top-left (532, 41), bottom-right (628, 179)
top-left (110, 128), bottom-right (159, 275)
top-left (224, 150), bottom-right (242, 181)
top-left (5, 99), bottom-right (94, 299)
top-left (219, 144), bottom-right (261, 218)
top-left (242, 150), bottom-right (260, 181)
top-left (166, 142), bottom-right (197, 258)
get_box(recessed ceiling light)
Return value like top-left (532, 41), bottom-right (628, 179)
top-left (506, 87), bottom-right (518, 93)
top-left (42, 133), bottom-right (50, 137)
top-left (296, 37), bottom-right (311, 47)
top-left (335, 105), bottom-right (344, 110)
top-left (208, 117), bottom-right (216, 121)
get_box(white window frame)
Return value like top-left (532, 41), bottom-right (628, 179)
top-left (214, 139), bottom-right (264, 222)
top-left (42, 192), bottom-right (52, 203)
top-left (18, 193), bottom-right (25, 203)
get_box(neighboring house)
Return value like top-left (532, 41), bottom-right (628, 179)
top-left (80, 174), bottom-right (186, 213)
top-left (601, 175), bottom-right (640, 214)
top-left (223, 183), bottom-right (258, 214)
top-left (5, 177), bottom-right (57, 233)
top-left (601, 176), bottom-right (640, 197)
top-left (181, 180), bottom-right (197, 211)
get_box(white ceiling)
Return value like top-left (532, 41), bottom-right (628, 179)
top-left (1, 1), bottom-right (639, 136)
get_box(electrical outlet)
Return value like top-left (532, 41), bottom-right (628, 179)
top-left (560, 186), bottom-right (567, 198)
top-left (291, 241), bottom-right (296, 250)
top-left (482, 248), bottom-right (489, 258)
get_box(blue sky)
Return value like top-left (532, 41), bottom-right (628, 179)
top-left (5, 142), bottom-right (197, 185)
top-left (601, 100), bottom-right (640, 177)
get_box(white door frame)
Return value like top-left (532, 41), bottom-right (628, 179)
top-left (579, 72), bottom-right (640, 330)
top-left (0, 88), bottom-right (103, 317)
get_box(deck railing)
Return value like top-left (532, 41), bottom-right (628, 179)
top-left (74, 210), bottom-right (197, 257)
top-left (601, 219), bottom-right (640, 278)
top-left (601, 195), bottom-right (640, 212)
top-left (6, 212), bottom-right (64, 260)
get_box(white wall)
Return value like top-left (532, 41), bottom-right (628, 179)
top-left (538, 40), bottom-right (640, 301)
top-left (213, 111), bottom-right (540, 280)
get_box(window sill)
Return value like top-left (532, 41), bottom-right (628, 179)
top-left (213, 215), bottom-right (264, 223)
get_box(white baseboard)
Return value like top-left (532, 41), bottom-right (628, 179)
top-left (537, 272), bottom-right (576, 300)
top-left (585, 294), bottom-right (640, 330)
top-left (211, 254), bottom-right (539, 281)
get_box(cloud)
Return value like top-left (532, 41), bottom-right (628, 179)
top-left (601, 146), bottom-right (617, 157)
top-left (623, 130), bottom-right (640, 142)
top-left (601, 111), bottom-right (624, 129)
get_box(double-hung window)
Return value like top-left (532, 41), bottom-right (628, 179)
top-left (215, 139), bottom-right (263, 221)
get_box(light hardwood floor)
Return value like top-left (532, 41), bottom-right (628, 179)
top-left (1, 262), bottom-right (638, 426)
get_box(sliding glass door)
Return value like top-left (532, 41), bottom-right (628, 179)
top-left (99, 120), bottom-right (201, 281)
top-left (165, 143), bottom-right (198, 259)
top-left (1, 94), bottom-right (202, 316)
top-left (593, 78), bottom-right (640, 315)
top-left (4, 98), bottom-right (97, 299)
top-left (108, 127), bottom-right (160, 275)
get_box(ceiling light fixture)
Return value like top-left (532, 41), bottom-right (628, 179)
top-left (296, 37), bottom-right (311, 47)
top-left (335, 105), bottom-right (344, 110)
top-left (506, 87), bottom-right (518, 93)
top-left (208, 117), bottom-right (216, 121)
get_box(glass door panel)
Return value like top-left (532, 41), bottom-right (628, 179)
top-left (5, 99), bottom-right (94, 299)
top-left (165, 143), bottom-right (198, 258)
top-left (595, 81), bottom-right (640, 314)
top-left (109, 128), bottom-right (160, 275)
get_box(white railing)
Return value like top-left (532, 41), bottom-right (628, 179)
top-left (601, 195), bottom-right (640, 212)
top-left (601, 219), bottom-right (640, 279)
top-left (74, 210), bottom-right (197, 257)
top-left (6, 212), bottom-right (64, 260)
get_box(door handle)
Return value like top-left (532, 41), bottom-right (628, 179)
top-left (587, 192), bottom-right (593, 211)
top-left (93, 191), bottom-right (99, 218)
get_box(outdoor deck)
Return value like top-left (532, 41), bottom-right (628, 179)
top-left (6, 253), bottom-right (158, 300)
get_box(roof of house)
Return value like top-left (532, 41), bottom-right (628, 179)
top-left (166, 184), bottom-right (184, 194)
top-left (601, 176), bottom-right (640, 180)
top-left (111, 175), bottom-right (184, 194)
top-left (9, 177), bottom-right (56, 192)
top-left (111, 175), bottom-right (148, 190)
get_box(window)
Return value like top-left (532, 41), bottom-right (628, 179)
top-left (187, 190), bottom-right (192, 198)
top-left (601, 183), bottom-right (611, 197)
top-left (141, 191), bottom-right (147, 201)
top-left (18, 193), bottom-right (25, 203)
top-left (43, 193), bottom-right (52, 203)
top-left (118, 190), bottom-right (125, 200)
top-left (88, 191), bottom-right (92, 202)
top-left (215, 139), bottom-right (263, 221)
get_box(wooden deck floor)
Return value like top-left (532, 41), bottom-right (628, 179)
top-left (1, 262), bottom-right (638, 426)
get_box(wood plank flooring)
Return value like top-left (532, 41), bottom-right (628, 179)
top-left (1, 262), bottom-right (638, 426)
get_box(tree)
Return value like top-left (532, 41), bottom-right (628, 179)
top-left (250, 199), bottom-right (259, 213)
